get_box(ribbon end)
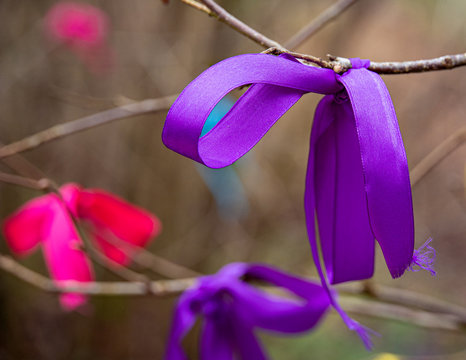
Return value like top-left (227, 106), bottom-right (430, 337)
top-left (337, 310), bottom-right (379, 350)
top-left (350, 319), bottom-right (379, 350)
top-left (408, 238), bottom-right (437, 276)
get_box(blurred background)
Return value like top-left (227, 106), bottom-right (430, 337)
top-left (0, 0), bottom-right (465, 358)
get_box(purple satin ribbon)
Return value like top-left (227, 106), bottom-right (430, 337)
top-left (162, 53), bottom-right (418, 347)
top-left (165, 263), bottom-right (330, 360)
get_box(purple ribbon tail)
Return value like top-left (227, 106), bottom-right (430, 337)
top-left (200, 317), bottom-right (235, 360)
top-left (306, 96), bottom-right (376, 350)
top-left (164, 291), bottom-right (198, 360)
top-left (408, 238), bottom-right (436, 276)
top-left (338, 67), bottom-right (415, 279)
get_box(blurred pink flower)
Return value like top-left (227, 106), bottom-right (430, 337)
top-left (2, 183), bottom-right (161, 310)
top-left (44, 2), bottom-right (113, 73)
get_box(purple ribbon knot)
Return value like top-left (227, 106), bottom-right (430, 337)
top-left (165, 263), bottom-right (330, 360)
top-left (162, 53), bottom-right (433, 348)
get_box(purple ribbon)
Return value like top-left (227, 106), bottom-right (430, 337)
top-left (165, 263), bottom-right (330, 360)
top-left (162, 53), bottom-right (426, 346)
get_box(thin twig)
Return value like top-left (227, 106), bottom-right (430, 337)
top-left (0, 254), bottom-right (194, 296)
top-left (88, 245), bottom-right (151, 283)
top-left (410, 127), bottom-right (466, 186)
top-left (180, 0), bottom-right (211, 14)
top-left (0, 171), bottom-right (52, 191)
top-left (367, 53), bottom-right (466, 74)
top-left (328, 53), bottom-right (466, 74)
top-left (0, 95), bottom-right (177, 159)
top-left (87, 225), bottom-right (201, 279)
top-left (339, 282), bottom-right (466, 322)
top-left (263, 47), bottom-right (335, 69)
top-left (270, 48), bottom-right (466, 74)
top-left (284, 0), bottom-right (360, 50)
top-left (0, 142), bottom-right (49, 180)
top-left (340, 297), bottom-right (464, 332)
top-left (198, 0), bottom-right (284, 50)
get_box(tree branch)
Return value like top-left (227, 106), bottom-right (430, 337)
top-left (178, 0), bottom-right (466, 75)
top-left (340, 297), bottom-right (465, 332)
top-left (0, 95), bottom-right (176, 159)
top-left (284, 0), bottom-right (360, 50)
top-left (179, 0), bottom-right (211, 15)
top-left (2, 253), bottom-right (466, 332)
top-left (269, 48), bottom-right (466, 74)
top-left (367, 53), bottom-right (466, 74)
top-left (0, 254), bottom-right (195, 296)
top-left (0, 171), bottom-right (52, 190)
top-left (338, 282), bottom-right (466, 322)
top-left (327, 53), bottom-right (466, 74)
top-left (198, 0), bottom-right (284, 49)
top-left (85, 224), bottom-right (201, 278)
top-left (410, 127), bottom-right (466, 186)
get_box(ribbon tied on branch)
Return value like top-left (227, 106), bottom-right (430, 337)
top-left (2, 183), bottom-right (161, 310)
top-left (162, 53), bottom-right (436, 347)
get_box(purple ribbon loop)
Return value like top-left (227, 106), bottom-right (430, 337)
top-left (163, 54), bottom-right (418, 347)
top-left (165, 263), bottom-right (330, 360)
top-left (162, 54), bottom-right (341, 167)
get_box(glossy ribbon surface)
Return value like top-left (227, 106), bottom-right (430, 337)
top-left (162, 53), bottom-right (415, 346)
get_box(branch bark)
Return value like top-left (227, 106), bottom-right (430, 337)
top-left (338, 281), bottom-right (466, 322)
top-left (0, 95), bottom-right (176, 160)
top-left (179, 0), bottom-right (466, 75)
top-left (284, 0), bottom-right (360, 50)
top-left (410, 127), bottom-right (466, 186)
top-left (271, 48), bottom-right (466, 74)
top-left (340, 297), bottom-right (464, 332)
top-left (0, 171), bottom-right (52, 190)
top-left (199, 0), bottom-right (284, 49)
top-left (2, 253), bottom-right (466, 332)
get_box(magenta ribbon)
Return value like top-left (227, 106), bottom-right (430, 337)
top-left (162, 53), bottom-right (416, 346)
top-left (165, 263), bottom-right (330, 360)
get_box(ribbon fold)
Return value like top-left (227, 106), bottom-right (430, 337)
top-left (165, 263), bottom-right (330, 360)
top-left (163, 53), bottom-right (428, 346)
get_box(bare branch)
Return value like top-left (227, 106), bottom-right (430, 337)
top-left (2, 253), bottom-right (466, 332)
top-left (285, 0), bottom-right (360, 50)
top-left (263, 47), bottom-right (336, 69)
top-left (0, 254), bottom-right (194, 296)
top-left (0, 95), bottom-right (177, 159)
top-left (410, 127), bottom-right (466, 186)
top-left (339, 282), bottom-right (466, 322)
top-left (367, 53), bottom-right (466, 74)
top-left (328, 53), bottom-right (466, 74)
top-left (271, 48), bottom-right (466, 74)
top-left (0, 171), bottom-right (52, 191)
top-left (134, 250), bottom-right (201, 278)
top-left (88, 225), bottom-right (201, 278)
top-left (198, 0), bottom-right (284, 50)
top-left (180, 0), bottom-right (211, 14)
top-left (0, 254), bottom-right (56, 292)
top-left (87, 243), bottom-right (151, 283)
top-left (341, 297), bottom-right (464, 332)
top-left (0, 143), bottom-right (49, 180)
